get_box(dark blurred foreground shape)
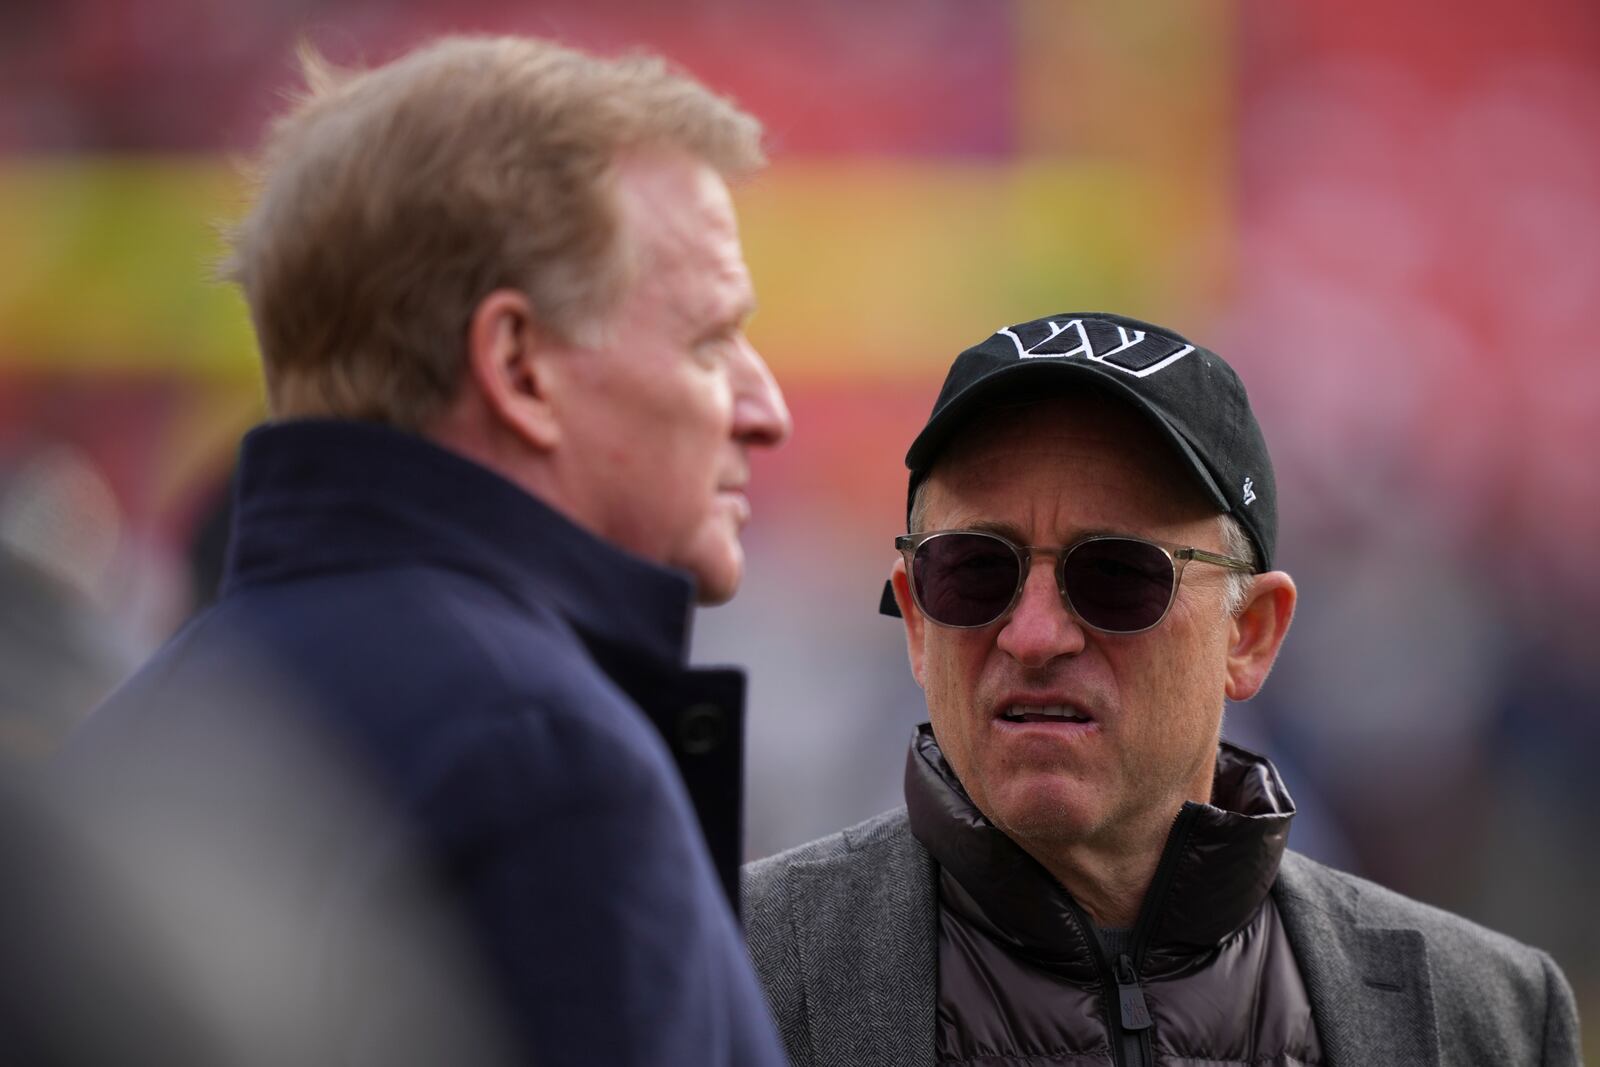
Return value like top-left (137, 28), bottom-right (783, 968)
top-left (48, 631), bottom-right (523, 1067)
top-left (6, 757), bottom-right (506, 1066)
top-left (0, 772), bottom-right (223, 1066)
top-left (0, 546), bottom-right (129, 766)
top-left (0, 445), bottom-right (135, 766)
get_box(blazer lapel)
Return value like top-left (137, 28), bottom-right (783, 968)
top-left (1274, 853), bottom-right (1440, 1067)
top-left (792, 824), bottom-right (939, 1067)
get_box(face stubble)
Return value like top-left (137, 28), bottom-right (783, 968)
top-left (907, 397), bottom-right (1237, 906)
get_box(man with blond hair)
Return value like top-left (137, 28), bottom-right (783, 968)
top-left (63, 35), bottom-right (791, 1065)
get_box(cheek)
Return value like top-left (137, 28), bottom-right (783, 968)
top-left (921, 635), bottom-right (987, 748)
top-left (645, 395), bottom-right (731, 485)
top-left (1120, 638), bottom-right (1228, 757)
top-left (671, 385), bottom-right (735, 468)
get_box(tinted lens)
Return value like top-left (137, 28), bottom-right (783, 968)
top-left (1062, 537), bottom-right (1175, 633)
top-left (912, 533), bottom-right (1022, 627)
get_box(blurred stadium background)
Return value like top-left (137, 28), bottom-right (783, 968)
top-left (2, 0), bottom-right (1596, 1052)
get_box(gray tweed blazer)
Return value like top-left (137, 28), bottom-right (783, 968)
top-left (742, 808), bottom-right (1582, 1067)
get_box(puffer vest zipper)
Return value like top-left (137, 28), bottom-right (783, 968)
top-left (907, 727), bottom-right (1323, 1066)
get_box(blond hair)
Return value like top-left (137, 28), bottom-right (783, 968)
top-left (223, 35), bottom-right (764, 428)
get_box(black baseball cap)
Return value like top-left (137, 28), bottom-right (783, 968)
top-left (881, 311), bottom-right (1276, 617)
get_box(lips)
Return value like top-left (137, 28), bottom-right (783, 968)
top-left (717, 486), bottom-right (751, 525)
top-left (999, 704), bottom-right (1094, 725)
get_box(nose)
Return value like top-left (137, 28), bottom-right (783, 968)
top-left (995, 556), bottom-right (1086, 668)
top-left (731, 337), bottom-right (792, 448)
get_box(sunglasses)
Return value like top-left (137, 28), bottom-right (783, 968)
top-left (896, 529), bottom-right (1255, 634)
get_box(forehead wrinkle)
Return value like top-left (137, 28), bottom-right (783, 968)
top-left (935, 476), bottom-right (1142, 543)
top-left (958, 516), bottom-right (1029, 543)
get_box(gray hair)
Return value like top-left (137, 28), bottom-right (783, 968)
top-left (1218, 513), bottom-right (1257, 617)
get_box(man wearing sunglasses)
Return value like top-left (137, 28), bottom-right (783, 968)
top-left (743, 312), bottom-right (1580, 1066)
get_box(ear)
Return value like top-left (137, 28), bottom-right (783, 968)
top-left (465, 289), bottom-right (561, 451)
top-left (1224, 570), bottom-right (1297, 701)
top-left (891, 557), bottom-right (928, 689)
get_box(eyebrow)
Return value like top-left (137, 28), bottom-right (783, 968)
top-left (692, 294), bottom-right (757, 341)
top-left (957, 519), bottom-right (1131, 546)
top-left (961, 518), bottom-right (1029, 542)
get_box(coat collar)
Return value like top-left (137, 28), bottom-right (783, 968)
top-left (1272, 852), bottom-right (1441, 1066)
top-left (224, 419), bottom-right (697, 666)
top-left (904, 724), bottom-right (1295, 978)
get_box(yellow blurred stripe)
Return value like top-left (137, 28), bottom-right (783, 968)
top-left (0, 157), bottom-right (1228, 385)
top-left (0, 158), bottom-right (260, 380)
top-left (738, 159), bottom-right (1231, 383)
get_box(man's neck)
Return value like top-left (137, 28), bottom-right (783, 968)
top-left (1022, 758), bottom-right (1220, 929)
top-left (1033, 838), bottom-right (1163, 930)
top-left (1021, 790), bottom-right (1206, 930)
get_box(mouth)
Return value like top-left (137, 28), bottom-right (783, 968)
top-left (717, 486), bottom-right (751, 525)
top-left (997, 704), bottom-right (1095, 726)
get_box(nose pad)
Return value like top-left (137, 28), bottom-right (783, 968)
top-left (1016, 557), bottom-right (1069, 616)
top-left (996, 557), bottom-right (1086, 665)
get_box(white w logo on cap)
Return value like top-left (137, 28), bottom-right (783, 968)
top-left (998, 318), bottom-right (1194, 378)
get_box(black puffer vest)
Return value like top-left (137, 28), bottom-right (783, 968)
top-left (906, 726), bottom-right (1322, 1067)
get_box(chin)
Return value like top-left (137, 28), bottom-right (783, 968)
top-left (694, 577), bottom-right (737, 606)
top-left (986, 778), bottom-right (1102, 846)
top-left (678, 522), bottom-right (747, 604)
top-left (689, 552), bottom-right (744, 605)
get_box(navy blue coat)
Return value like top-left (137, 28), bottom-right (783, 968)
top-left (62, 420), bottom-right (786, 1066)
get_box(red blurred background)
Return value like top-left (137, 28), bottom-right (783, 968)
top-left (2, 0), bottom-right (1596, 1048)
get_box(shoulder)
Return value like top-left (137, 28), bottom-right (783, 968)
top-left (740, 809), bottom-right (938, 1066)
top-left (745, 807), bottom-right (915, 871)
top-left (741, 808), bottom-right (933, 961)
top-left (1277, 849), bottom-right (1555, 972)
top-left (86, 573), bottom-right (675, 823)
top-left (1275, 850), bottom-right (1580, 1063)
top-left (743, 809), bottom-right (922, 906)
top-left (219, 566), bottom-right (642, 736)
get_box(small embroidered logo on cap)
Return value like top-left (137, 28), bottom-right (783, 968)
top-left (1242, 477), bottom-right (1257, 506)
